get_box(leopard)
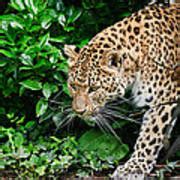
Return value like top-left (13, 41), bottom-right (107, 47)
top-left (64, 3), bottom-right (179, 179)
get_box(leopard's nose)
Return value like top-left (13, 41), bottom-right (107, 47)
top-left (72, 95), bottom-right (88, 114)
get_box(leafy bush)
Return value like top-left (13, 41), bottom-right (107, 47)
top-left (0, 119), bottom-right (129, 178)
top-left (0, 0), bottom-right (69, 121)
top-left (0, 0), bottom-right (148, 122)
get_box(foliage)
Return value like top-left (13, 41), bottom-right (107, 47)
top-left (0, 124), bottom-right (78, 178)
top-left (0, 120), bottom-right (129, 178)
top-left (79, 129), bottom-right (129, 162)
top-left (0, 0), bottom-right (179, 178)
top-left (0, 0), bottom-right (69, 122)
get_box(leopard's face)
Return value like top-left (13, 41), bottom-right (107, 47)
top-left (65, 44), bottom-right (127, 119)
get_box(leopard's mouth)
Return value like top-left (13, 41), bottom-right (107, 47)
top-left (77, 101), bottom-right (117, 127)
top-left (78, 97), bottom-right (124, 121)
top-left (70, 98), bottom-right (129, 139)
top-left (73, 96), bottom-right (131, 130)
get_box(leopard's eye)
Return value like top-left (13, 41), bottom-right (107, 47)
top-left (108, 54), bottom-right (118, 68)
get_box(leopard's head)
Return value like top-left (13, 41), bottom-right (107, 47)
top-left (64, 42), bottom-right (137, 121)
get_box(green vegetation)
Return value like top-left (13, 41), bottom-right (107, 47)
top-left (0, 0), bottom-right (179, 178)
top-left (0, 124), bottom-right (129, 178)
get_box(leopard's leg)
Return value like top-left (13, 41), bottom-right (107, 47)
top-left (113, 103), bottom-right (177, 179)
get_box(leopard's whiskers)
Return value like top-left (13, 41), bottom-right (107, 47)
top-left (54, 106), bottom-right (76, 131)
top-left (52, 90), bottom-right (63, 101)
top-left (55, 112), bottom-right (76, 131)
top-left (105, 105), bottom-right (129, 113)
top-left (95, 116), bottom-right (107, 134)
top-left (95, 113), bottom-right (121, 141)
top-left (107, 96), bottom-right (135, 106)
top-left (99, 114), bottom-right (121, 141)
top-left (63, 107), bottom-right (74, 113)
top-left (103, 107), bottom-right (141, 124)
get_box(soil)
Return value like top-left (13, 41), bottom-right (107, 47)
top-left (0, 164), bottom-right (179, 179)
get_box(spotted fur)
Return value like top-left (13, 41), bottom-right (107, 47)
top-left (64, 3), bottom-right (179, 179)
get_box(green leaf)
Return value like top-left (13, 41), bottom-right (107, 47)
top-left (0, 14), bottom-right (24, 29)
top-left (24, 0), bottom-right (38, 15)
top-left (79, 129), bottom-right (129, 161)
top-left (32, 59), bottom-right (47, 69)
top-left (78, 38), bottom-right (89, 48)
top-left (119, 11), bottom-right (131, 18)
top-left (10, 21), bottom-right (24, 29)
top-left (53, 72), bottom-right (64, 82)
top-left (57, 61), bottom-right (68, 73)
top-left (0, 14), bottom-right (19, 21)
top-left (19, 66), bottom-right (33, 71)
top-left (19, 86), bottom-right (25, 96)
top-left (50, 136), bottom-right (62, 143)
top-left (29, 0), bottom-right (38, 14)
top-left (63, 26), bottom-right (75, 32)
top-left (35, 166), bottom-right (46, 176)
top-left (0, 159), bottom-right (6, 169)
top-left (0, 39), bottom-right (14, 46)
top-left (49, 54), bottom-right (58, 64)
top-left (58, 14), bottom-right (66, 27)
top-left (42, 83), bottom-right (58, 99)
top-left (67, 9), bottom-right (82, 24)
top-left (95, 2), bottom-right (106, 8)
top-left (42, 83), bottom-right (51, 99)
top-left (14, 132), bottom-right (24, 147)
top-left (17, 35), bottom-right (31, 47)
top-left (30, 154), bottom-right (39, 164)
top-left (19, 53), bottom-right (33, 66)
top-left (0, 60), bottom-right (7, 67)
top-left (20, 79), bottom-right (42, 91)
top-left (36, 99), bottom-right (48, 117)
top-left (3, 78), bottom-right (17, 96)
top-left (30, 25), bottom-right (41, 32)
top-left (62, 83), bottom-right (70, 96)
top-left (39, 33), bottom-right (49, 48)
top-left (10, 0), bottom-right (25, 11)
top-left (40, 14), bottom-right (52, 29)
top-left (50, 36), bottom-right (66, 43)
top-left (0, 107), bottom-right (5, 114)
top-left (0, 49), bottom-right (15, 58)
top-left (25, 121), bottom-right (36, 129)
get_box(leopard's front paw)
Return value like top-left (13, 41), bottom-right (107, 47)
top-left (112, 165), bottom-right (125, 179)
top-left (112, 165), bottom-right (145, 180)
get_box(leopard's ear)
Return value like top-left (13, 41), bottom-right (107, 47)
top-left (64, 45), bottom-right (79, 67)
